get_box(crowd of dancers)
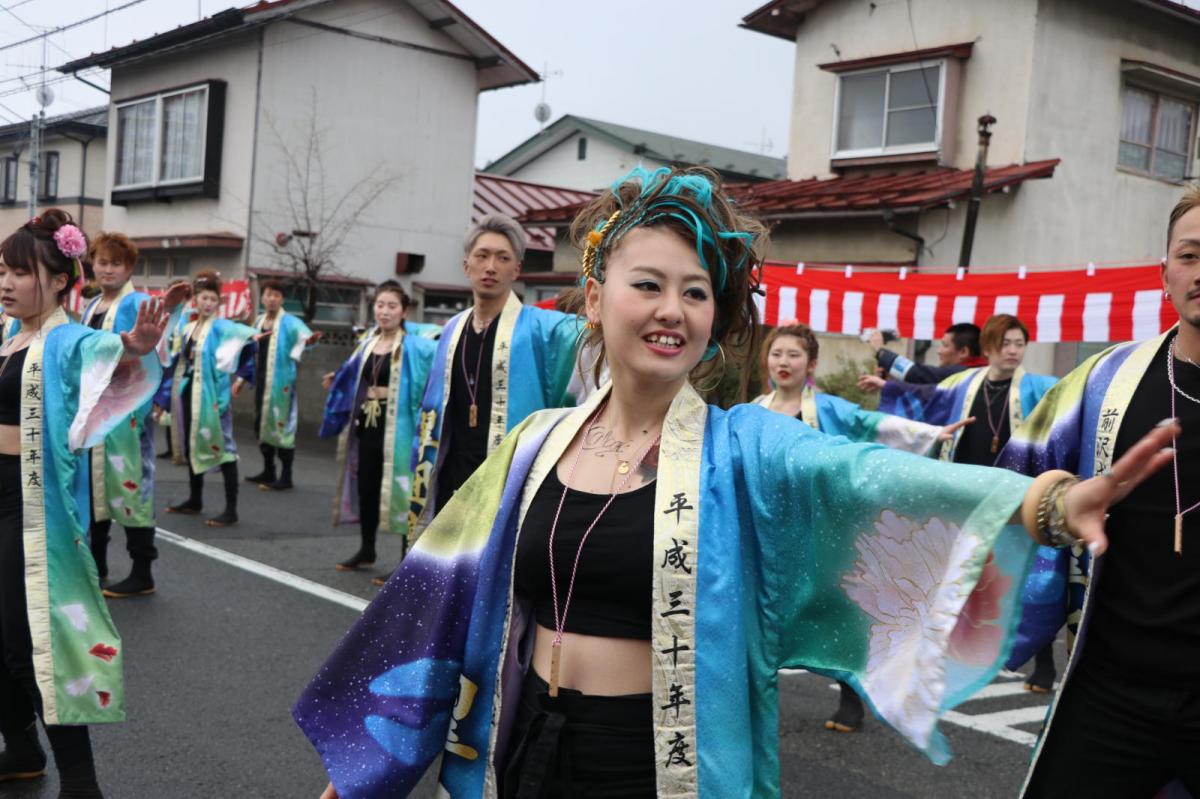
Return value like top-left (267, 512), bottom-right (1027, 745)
top-left (0, 164), bottom-right (1195, 799)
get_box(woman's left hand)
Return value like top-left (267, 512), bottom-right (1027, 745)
top-left (161, 282), bottom-right (192, 311)
top-left (120, 297), bottom-right (170, 357)
top-left (1061, 419), bottom-right (1181, 555)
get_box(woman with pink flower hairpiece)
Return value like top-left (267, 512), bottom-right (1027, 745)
top-left (0, 209), bottom-right (179, 798)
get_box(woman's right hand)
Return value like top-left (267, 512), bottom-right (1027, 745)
top-left (321, 372), bottom-right (335, 392)
top-left (320, 782), bottom-right (338, 799)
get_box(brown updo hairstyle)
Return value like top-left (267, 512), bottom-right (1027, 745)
top-left (760, 324), bottom-right (819, 389)
top-left (0, 207), bottom-right (83, 303)
top-left (193, 269), bottom-right (222, 296)
top-left (565, 167), bottom-right (769, 399)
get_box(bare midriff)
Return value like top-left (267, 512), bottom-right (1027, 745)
top-left (530, 623), bottom-right (652, 696)
top-left (0, 424), bottom-right (19, 456)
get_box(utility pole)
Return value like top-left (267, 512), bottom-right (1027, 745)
top-left (957, 114), bottom-right (997, 270)
top-left (28, 38), bottom-right (52, 219)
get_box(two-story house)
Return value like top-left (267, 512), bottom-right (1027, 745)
top-left (57, 0), bottom-right (537, 325)
top-left (0, 107), bottom-right (107, 238)
top-left (483, 114), bottom-right (787, 191)
top-left (737, 0), bottom-right (1200, 372)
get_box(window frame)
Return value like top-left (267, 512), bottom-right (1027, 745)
top-left (830, 59), bottom-right (947, 161)
top-left (1117, 82), bottom-right (1198, 184)
top-left (111, 79), bottom-right (226, 204)
top-left (1, 156), bottom-right (17, 203)
top-left (40, 150), bottom-right (58, 200)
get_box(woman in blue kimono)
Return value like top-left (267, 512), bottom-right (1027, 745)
top-left (296, 168), bottom-right (1178, 799)
top-left (162, 271), bottom-right (256, 527)
top-left (319, 282), bottom-right (436, 572)
top-left (0, 210), bottom-right (172, 797)
top-left (753, 322), bottom-right (971, 734)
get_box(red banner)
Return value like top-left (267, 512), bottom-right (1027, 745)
top-left (757, 262), bottom-right (1173, 343)
top-left (68, 280), bottom-right (253, 321)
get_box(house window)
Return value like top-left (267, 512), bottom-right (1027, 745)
top-left (279, 283), bottom-right (362, 326)
top-left (112, 80), bottom-right (225, 202)
top-left (577, 136), bottom-right (587, 160)
top-left (833, 62), bottom-right (943, 158)
top-left (40, 151), bottom-right (58, 200)
top-left (1119, 85), bottom-right (1196, 181)
top-left (139, 254), bottom-right (189, 280)
top-left (2, 156), bottom-right (17, 203)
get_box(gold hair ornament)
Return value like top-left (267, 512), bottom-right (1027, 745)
top-left (581, 210), bottom-right (622, 281)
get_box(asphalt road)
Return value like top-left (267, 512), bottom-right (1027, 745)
top-left (8, 421), bottom-right (1055, 798)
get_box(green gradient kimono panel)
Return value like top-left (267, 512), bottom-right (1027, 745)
top-left (82, 284), bottom-right (158, 527)
top-left (13, 308), bottom-right (162, 724)
top-left (169, 316), bottom-right (256, 474)
top-left (253, 310), bottom-right (312, 449)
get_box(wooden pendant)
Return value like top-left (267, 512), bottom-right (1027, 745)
top-left (990, 435), bottom-right (1000, 454)
top-left (1176, 513), bottom-right (1184, 555)
top-left (548, 642), bottom-right (562, 697)
top-left (469, 404), bottom-right (478, 428)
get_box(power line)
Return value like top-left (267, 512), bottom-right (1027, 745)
top-left (0, 0), bottom-right (150, 55)
top-left (0, 0), bottom-right (39, 12)
top-left (0, 2), bottom-right (75, 62)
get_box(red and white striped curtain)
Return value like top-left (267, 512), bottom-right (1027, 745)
top-left (756, 262), bottom-right (1173, 343)
top-left (67, 279), bottom-right (252, 321)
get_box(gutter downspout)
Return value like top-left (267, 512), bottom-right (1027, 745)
top-left (244, 27), bottom-right (265, 273)
top-left (62, 131), bottom-right (97, 231)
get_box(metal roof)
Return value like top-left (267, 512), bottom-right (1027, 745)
top-left (58, 0), bottom-right (537, 92)
top-left (742, 0), bottom-right (1200, 40)
top-left (484, 114), bottom-right (787, 183)
top-left (520, 159), bottom-right (1060, 224)
top-left (473, 172), bottom-right (595, 252)
top-left (0, 105), bottom-right (108, 141)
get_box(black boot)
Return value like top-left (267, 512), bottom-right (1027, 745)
top-left (263, 448), bottom-right (294, 491)
top-left (207, 462), bottom-right (238, 527)
top-left (824, 681), bottom-right (864, 733)
top-left (1025, 644), bottom-right (1056, 693)
top-left (245, 444), bottom-right (276, 485)
top-left (88, 522), bottom-right (110, 584)
top-left (167, 471), bottom-right (203, 515)
top-left (102, 558), bottom-right (155, 599)
top-left (0, 722), bottom-right (47, 783)
top-left (336, 524), bottom-right (377, 571)
top-left (46, 725), bottom-right (102, 798)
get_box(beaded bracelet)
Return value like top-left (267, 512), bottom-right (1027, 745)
top-left (1036, 475), bottom-right (1080, 548)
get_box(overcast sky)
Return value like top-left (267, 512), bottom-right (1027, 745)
top-left (0, 0), bottom-right (795, 169)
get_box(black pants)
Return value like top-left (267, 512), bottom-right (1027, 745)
top-left (356, 410), bottom-right (385, 550)
top-left (0, 455), bottom-right (92, 764)
top-left (1024, 653), bottom-right (1200, 797)
top-left (501, 668), bottom-right (655, 798)
top-left (88, 459), bottom-right (157, 563)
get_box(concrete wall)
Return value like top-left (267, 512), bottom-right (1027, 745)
top-left (768, 216), bottom-right (919, 264)
top-left (785, 0), bottom-right (1039, 179)
top-left (250, 0), bottom-right (481, 304)
top-left (104, 30), bottom-right (263, 267)
top-left (505, 131), bottom-right (668, 191)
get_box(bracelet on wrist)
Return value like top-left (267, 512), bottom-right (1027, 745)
top-left (1036, 475), bottom-right (1080, 548)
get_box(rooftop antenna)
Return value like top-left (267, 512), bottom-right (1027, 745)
top-left (532, 61), bottom-right (562, 130)
top-left (744, 126), bottom-right (774, 155)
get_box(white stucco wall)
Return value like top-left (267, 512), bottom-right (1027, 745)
top-left (103, 30), bottom-right (263, 261)
top-left (249, 0), bottom-right (481, 294)
top-left (785, 0), bottom-right (1039, 179)
top-left (0, 131), bottom-right (107, 237)
top-left (505, 132), bottom-right (668, 191)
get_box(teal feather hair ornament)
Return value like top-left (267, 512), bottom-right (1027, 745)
top-left (579, 166), bottom-right (759, 360)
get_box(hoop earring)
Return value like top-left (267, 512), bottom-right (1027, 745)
top-left (693, 342), bottom-right (727, 394)
top-left (574, 326), bottom-right (605, 385)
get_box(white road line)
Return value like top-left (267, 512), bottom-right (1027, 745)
top-left (942, 706), bottom-right (1048, 747)
top-left (970, 681), bottom-right (1043, 701)
top-left (156, 527), bottom-right (369, 613)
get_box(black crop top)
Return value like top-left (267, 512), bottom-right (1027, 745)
top-left (364, 351), bottom-right (391, 389)
top-left (0, 347), bottom-right (29, 424)
top-left (514, 468), bottom-right (655, 640)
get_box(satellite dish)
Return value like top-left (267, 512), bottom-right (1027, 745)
top-left (35, 85), bottom-right (54, 108)
top-left (534, 102), bottom-right (551, 124)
